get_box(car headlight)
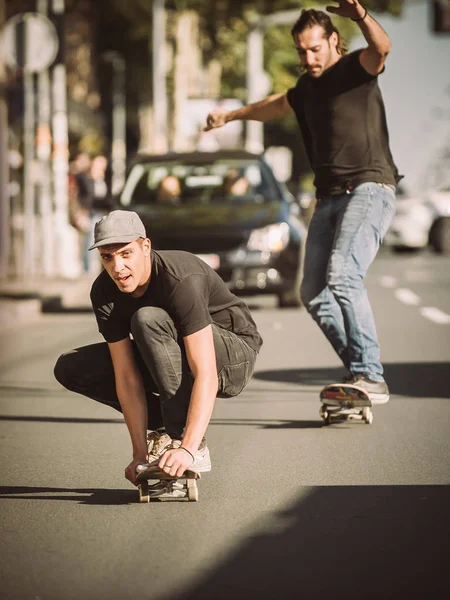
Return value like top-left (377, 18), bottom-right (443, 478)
top-left (247, 222), bottom-right (290, 253)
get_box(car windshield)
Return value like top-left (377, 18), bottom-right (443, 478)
top-left (120, 158), bottom-right (281, 207)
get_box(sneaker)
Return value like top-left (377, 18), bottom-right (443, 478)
top-left (170, 439), bottom-right (212, 473)
top-left (350, 374), bottom-right (390, 404)
top-left (147, 430), bottom-right (172, 464)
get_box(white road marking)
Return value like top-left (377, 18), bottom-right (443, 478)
top-left (379, 275), bottom-right (397, 288)
top-left (394, 288), bottom-right (421, 306)
top-left (419, 307), bottom-right (450, 325)
top-left (379, 274), bottom-right (449, 325)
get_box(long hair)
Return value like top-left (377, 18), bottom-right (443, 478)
top-left (291, 9), bottom-right (347, 59)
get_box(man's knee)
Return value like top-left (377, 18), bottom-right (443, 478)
top-left (54, 351), bottom-right (76, 391)
top-left (327, 268), bottom-right (362, 298)
top-left (131, 307), bottom-right (170, 334)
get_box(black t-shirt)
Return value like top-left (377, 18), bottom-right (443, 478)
top-left (287, 50), bottom-right (401, 196)
top-left (90, 250), bottom-right (263, 352)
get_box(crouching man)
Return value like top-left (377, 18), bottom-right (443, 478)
top-left (54, 210), bottom-right (262, 484)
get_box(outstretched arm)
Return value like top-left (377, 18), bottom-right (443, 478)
top-left (326, 1), bottom-right (391, 75)
top-left (204, 93), bottom-right (293, 132)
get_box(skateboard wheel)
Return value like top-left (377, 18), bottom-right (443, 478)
top-left (186, 479), bottom-right (199, 502)
top-left (319, 405), bottom-right (328, 420)
top-left (362, 407), bottom-right (373, 424)
top-left (139, 481), bottom-right (150, 503)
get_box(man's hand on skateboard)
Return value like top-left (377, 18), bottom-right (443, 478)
top-left (158, 446), bottom-right (195, 478)
top-left (125, 457), bottom-right (148, 486)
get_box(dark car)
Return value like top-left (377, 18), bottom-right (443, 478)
top-left (119, 150), bottom-right (306, 308)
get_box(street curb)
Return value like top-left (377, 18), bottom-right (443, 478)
top-left (0, 298), bottom-right (42, 330)
top-left (0, 277), bottom-right (94, 321)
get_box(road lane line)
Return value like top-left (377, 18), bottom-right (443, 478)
top-left (419, 307), bottom-right (450, 325)
top-left (378, 273), bottom-right (450, 325)
top-left (379, 275), bottom-right (397, 288)
top-left (394, 288), bottom-right (421, 306)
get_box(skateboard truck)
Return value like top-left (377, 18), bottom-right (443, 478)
top-left (135, 467), bottom-right (200, 503)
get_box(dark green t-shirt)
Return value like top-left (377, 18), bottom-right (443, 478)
top-left (90, 250), bottom-right (263, 352)
top-left (287, 50), bottom-right (401, 196)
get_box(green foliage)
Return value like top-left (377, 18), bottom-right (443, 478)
top-left (170, 0), bottom-right (405, 178)
top-left (168, 0), bottom-right (404, 101)
top-left (109, 1), bottom-right (406, 103)
top-left (97, 0), bottom-right (406, 159)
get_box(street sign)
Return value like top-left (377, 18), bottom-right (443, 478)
top-left (0, 12), bottom-right (59, 73)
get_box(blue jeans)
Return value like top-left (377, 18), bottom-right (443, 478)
top-left (300, 182), bottom-right (396, 381)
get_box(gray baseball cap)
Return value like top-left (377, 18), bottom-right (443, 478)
top-left (88, 210), bottom-right (146, 250)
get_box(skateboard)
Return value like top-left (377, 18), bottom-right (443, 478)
top-left (319, 383), bottom-right (373, 425)
top-left (135, 466), bottom-right (200, 503)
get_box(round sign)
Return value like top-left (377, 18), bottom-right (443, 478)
top-left (0, 12), bottom-right (59, 73)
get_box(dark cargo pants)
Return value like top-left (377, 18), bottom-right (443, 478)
top-left (54, 307), bottom-right (257, 439)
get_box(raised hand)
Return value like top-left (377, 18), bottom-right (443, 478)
top-left (326, 0), bottom-right (365, 20)
top-left (203, 108), bottom-right (229, 132)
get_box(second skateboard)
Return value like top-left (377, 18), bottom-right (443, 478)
top-left (319, 383), bottom-right (373, 425)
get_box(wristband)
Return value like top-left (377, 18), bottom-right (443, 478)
top-left (352, 8), bottom-right (367, 22)
top-left (180, 446), bottom-right (195, 463)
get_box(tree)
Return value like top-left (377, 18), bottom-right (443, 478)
top-left (94, 1), bottom-right (406, 159)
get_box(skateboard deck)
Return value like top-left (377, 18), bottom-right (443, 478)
top-left (319, 383), bottom-right (373, 425)
top-left (135, 466), bottom-right (200, 503)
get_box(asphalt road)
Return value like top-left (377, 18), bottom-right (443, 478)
top-left (1, 250), bottom-right (449, 600)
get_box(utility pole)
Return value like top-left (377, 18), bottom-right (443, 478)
top-left (246, 9), bottom-right (300, 153)
top-left (103, 51), bottom-right (126, 196)
top-left (37, 0), bottom-right (54, 277)
top-left (50, 0), bottom-right (72, 278)
top-left (22, 44), bottom-right (36, 277)
top-left (1, 9), bottom-right (59, 279)
top-left (246, 21), bottom-right (266, 154)
top-left (0, 0), bottom-right (9, 279)
top-left (152, 0), bottom-right (168, 154)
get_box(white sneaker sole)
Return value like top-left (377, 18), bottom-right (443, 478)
top-left (370, 393), bottom-right (390, 405)
top-left (192, 462), bottom-right (212, 473)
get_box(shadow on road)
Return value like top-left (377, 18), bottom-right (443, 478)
top-left (0, 485), bottom-right (137, 505)
top-left (0, 385), bottom-right (68, 397)
top-left (0, 415), bottom-right (123, 424)
top-left (253, 362), bottom-right (450, 399)
top-left (162, 485), bottom-right (449, 600)
top-left (210, 418), bottom-right (321, 430)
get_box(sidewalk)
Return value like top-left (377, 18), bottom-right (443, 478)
top-left (0, 274), bottom-right (94, 330)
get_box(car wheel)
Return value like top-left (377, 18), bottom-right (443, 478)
top-left (277, 288), bottom-right (302, 309)
top-left (429, 217), bottom-right (450, 254)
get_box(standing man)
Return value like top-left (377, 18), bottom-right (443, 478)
top-left (54, 210), bottom-right (262, 484)
top-left (204, 1), bottom-right (401, 404)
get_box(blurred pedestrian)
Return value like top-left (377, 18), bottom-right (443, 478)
top-left (89, 155), bottom-right (111, 273)
top-left (156, 175), bottom-right (181, 205)
top-left (68, 152), bottom-right (94, 273)
top-left (204, 1), bottom-right (402, 404)
top-left (54, 210), bottom-right (262, 485)
top-left (91, 155), bottom-right (110, 217)
top-left (222, 169), bottom-right (250, 197)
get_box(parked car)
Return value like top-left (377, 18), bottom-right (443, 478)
top-left (119, 151), bottom-right (307, 307)
top-left (384, 184), bottom-right (450, 254)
